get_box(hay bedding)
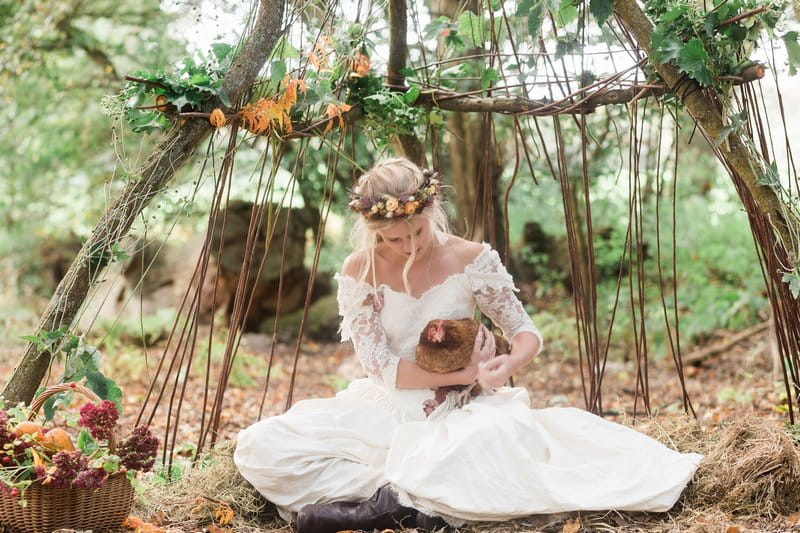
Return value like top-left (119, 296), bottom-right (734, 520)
top-left (127, 417), bottom-right (800, 532)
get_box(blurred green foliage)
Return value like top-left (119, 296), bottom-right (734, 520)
top-left (0, 0), bottom-right (790, 374)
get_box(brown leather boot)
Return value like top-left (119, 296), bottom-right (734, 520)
top-left (295, 485), bottom-right (416, 533)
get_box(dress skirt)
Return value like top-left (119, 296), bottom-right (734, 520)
top-left (234, 378), bottom-right (702, 523)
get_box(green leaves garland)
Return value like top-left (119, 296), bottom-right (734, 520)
top-left (646, 0), bottom-right (786, 90)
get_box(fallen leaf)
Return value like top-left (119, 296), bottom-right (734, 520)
top-left (562, 517), bottom-right (581, 533)
top-left (726, 526), bottom-right (741, 533)
top-left (213, 503), bottom-right (235, 525)
top-left (148, 511), bottom-right (168, 526)
top-left (788, 512), bottom-right (800, 525)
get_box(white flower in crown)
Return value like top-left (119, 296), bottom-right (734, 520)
top-left (384, 196), bottom-right (399, 212)
top-left (369, 204), bottom-right (380, 214)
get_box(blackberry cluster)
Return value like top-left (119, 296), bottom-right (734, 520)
top-left (48, 450), bottom-right (88, 488)
top-left (72, 467), bottom-right (107, 489)
top-left (118, 425), bottom-right (159, 472)
top-left (78, 400), bottom-right (119, 441)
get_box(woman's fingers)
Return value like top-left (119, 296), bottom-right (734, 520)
top-left (482, 327), bottom-right (496, 354)
top-left (480, 356), bottom-right (503, 371)
top-left (472, 326), bottom-right (486, 351)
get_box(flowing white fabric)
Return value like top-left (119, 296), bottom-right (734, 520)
top-left (234, 243), bottom-right (702, 523)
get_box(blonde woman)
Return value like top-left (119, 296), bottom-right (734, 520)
top-left (234, 157), bottom-right (702, 532)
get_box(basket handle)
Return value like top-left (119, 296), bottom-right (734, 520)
top-left (29, 383), bottom-right (118, 452)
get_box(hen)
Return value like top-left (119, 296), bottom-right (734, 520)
top-left (416, 318), bottom-right (509, 373)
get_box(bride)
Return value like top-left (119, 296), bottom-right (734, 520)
top-left (233, 157), bottom-right (702, 532)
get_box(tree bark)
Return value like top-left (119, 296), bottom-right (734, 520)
top-left (614, 0), bottom-right (795, 254)
top-left (2, 0), bottom-right (286, 405)
top-left (387, 0), bottom-right (427, 167)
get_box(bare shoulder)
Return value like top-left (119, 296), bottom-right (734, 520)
top-left (440, 236), bottom-right (486, 270)
top-left (341, 251), bottom-right (368, 278)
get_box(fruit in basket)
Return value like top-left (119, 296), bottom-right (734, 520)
top-left (42, 428), bottom-right (75, 452)
top-left (13, 421), bottom-right (44, 442)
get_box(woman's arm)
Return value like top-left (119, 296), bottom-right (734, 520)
top-left (477, 331), bottom-right (540, 388)
top-left (396, 323), bottom-right (495, 389)
top-left (396, 359), bottom-right (473, 388)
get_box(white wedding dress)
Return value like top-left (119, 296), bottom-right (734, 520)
top-left (234, 243), bottom-right (702, 524)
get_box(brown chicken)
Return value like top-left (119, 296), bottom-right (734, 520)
top-left (416, 318), bottom-right (509, 373)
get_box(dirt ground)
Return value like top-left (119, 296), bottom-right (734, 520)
top-left (1, 309), bottom-right (797, 532)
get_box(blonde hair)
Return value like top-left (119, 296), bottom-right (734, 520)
top-left (349, 157), bottom-right (451, 293)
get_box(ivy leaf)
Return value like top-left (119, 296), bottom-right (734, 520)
top-left (77, 429), bottom-right (98, 455)
top-left (782, 271), bottom-right (800, 299)
top-left (516, 0), bottom-right (535, 16)
top-left (186, 73), bottom-right (212, 87)
top-left (457, 11), bottom-right (486, 47)
top-left (783, 31), bottom-right (800, 76)
top-left (126, 110), bottom-right (168, 133)
top-left (480, 67), bottom-right (500, 91)
top-left (527, 1), bottom-right (546, 39)
top-left (678, 38), bottom-right (713, 87)
top-left (661, 5), bottom-right (688, 23)
top-left (211, 42), bottom-right (234, 63)
top-left (556, 0), bottom-right (579, 26)
top-left (85, 370), bottom-right (110, 402)
top-left (404, 86), bottom-right (421, 104)
top-left (589, 0), bottom-right (614, 26)
top-left (423, 16), bottom-right (450, 40)
top-left (651, 25), bottom-right (683, 64)
top-left (704, 12), bottom-right (719, 38)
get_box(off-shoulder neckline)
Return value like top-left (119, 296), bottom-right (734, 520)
top-left (335, 241), bottom-right (494, 301)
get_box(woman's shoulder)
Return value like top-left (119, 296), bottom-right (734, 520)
top-left (340, 251), bottom-right (368, 278)
top-left (439, 236), bottom-right (490, 270)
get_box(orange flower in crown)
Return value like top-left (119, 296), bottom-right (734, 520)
top-left (348, 170), bottom-right (441, 220)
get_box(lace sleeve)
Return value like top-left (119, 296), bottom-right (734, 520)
top-left (465, 244), bottom-right (544, 354)
top-left (335, 273), bottom-right (400, 389)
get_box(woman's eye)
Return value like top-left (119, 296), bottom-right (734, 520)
top-left (416, 229), bottom-right (422, 236)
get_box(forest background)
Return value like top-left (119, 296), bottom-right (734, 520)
top-left (2, 0), bottom-right (800, 530)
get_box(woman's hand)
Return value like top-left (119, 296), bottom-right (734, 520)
top-left (458, 325), bottom-right (495, 385)
top-left (477, 354), bottom-right (514, 389)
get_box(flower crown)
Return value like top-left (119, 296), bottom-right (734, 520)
top-left (347, 170), bottom-right (441, 220)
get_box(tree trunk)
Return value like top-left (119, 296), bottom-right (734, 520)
top-left (387, 0), bottom-right (427, 167)
top-left (2, 0), bottom-right (286, 405)
top-left (429, 0), bottom-right (505, 249)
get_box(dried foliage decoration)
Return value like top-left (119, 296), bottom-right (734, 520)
top-left (239, 77), bottom-right (307, 135)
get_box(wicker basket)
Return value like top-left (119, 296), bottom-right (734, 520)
top-left (0, 383), bottom-right (135, 533)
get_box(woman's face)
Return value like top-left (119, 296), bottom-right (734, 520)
top-left (376, 216), bottom-right (434, 260)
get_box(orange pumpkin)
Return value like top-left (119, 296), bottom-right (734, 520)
top-left (13, 421), bottom-right (44, 442)
top-left (42, 428), bottom-right (75, 452)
